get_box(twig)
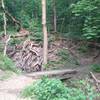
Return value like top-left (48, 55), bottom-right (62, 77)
top-left (90, 72), bottom-right (100, 92)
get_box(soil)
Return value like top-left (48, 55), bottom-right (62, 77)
top-left (0, 70), bottom-right (35, 100)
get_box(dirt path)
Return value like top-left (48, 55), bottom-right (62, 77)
top-left (0, 66), bottom-right (99, 100)
top-left (0, 74), bottom-right (34, 100)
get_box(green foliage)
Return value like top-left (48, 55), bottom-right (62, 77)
top-left (57, 49), bottom-right (79, 65)
top-left (91, 64), bottom-right (100, 72)
top-left (0, 53), bottom-right (20, 73)
top-left (28, 19), bottom-right (41, 31)
top-left (30, 32), bottom-right (55, 45)
top-left (21, 77), bottom-right (98, 100)
top-left (57, 49), bottom-right (69, 61)
top-left (78, 45), bottom-right (89, 53)
top-left (1, 0), bottom-right (100, 41)
top-left (3, 0), bottom-right (41, 30)
top-left (0, 42), bottom-right (4, 52)
top-left (31, 32), bottom-right (43, 43)
top-left (9, 38), bottom-right (22, 46)
top-left (0, 13), bottom-right (3, 30)
top-left (68, 79), bottom-right (100, 99)
top-left (20, 14), bottom-right (31, 28)
top-left (72, 0), bottom-right (100, 40)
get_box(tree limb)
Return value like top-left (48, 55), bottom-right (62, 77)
top-left (90, 72), bottom-right (100, 92)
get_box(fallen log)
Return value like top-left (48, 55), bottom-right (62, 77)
top-left (25, 69), bottom-right (77, 78)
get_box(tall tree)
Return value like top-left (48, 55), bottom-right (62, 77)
top-left (42, 0), bottom-right (48, 67)
top-left (1, 0), bottom-right (7, 56)
top-left (1, 0), bottom-right (6, 36)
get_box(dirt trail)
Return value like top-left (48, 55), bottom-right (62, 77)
top-left (0, 74), bottom-right (34, 100)
top-left (0, 65), bottom-right (99, 100)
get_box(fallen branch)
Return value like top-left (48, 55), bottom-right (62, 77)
top-left (10, 33), bottom-right (30, 38)
top-left (90, 72), bottom-right (100, 92)
top-left (25, 69), bottom-right (77, 77)
top-left (29, 48), bottom-right (39, 57)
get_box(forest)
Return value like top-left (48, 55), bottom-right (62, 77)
top-left (0, 0), bottom-right (100, 100)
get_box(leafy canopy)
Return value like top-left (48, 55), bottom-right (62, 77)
top-left (72, 0), bottom-right (100, 40)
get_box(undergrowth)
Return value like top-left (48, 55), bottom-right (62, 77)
top-left (91, 64), bottom-right (100, 73)
top-left (21, 77), bottom-right (99, 100)
top-left (0, 53), bottom-right (21, 73)
top-left (78, 45), bottom-right (89, 53)
top-left (57, 49), bottom-right (80, 65)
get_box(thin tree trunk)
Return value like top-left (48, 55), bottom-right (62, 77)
top-left (42, 0), bottom-right (48, 67)
top-left (1, 0), bottom-right (7, 56)
top-left (53, 0), bottom-right (57, 32)
top-left (2, 0), bottom-right (6, 36)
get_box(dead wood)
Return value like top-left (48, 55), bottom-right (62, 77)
top-left (10, 32), bottom-right (31, 38)
top-left (25, 69), bottom-right (77, 77)
top-left (3, 35), bottom-right (11, 56)
top-left (90, 72), bottom-right (100, 92)
top-left (8, 40), bottom-right (43, 72)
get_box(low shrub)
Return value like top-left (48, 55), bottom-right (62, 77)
top-left (0, 53), bottom-right (20, 73)
top-left (78, 45), bottom-right (89, 53)
top-left (9, 38), bottom-right (22, 46)
top-left (30, 32), bottom-right (43, 43)
top-left (21, 77), bottom-right (98, 100)
top-left (91, 64), bottom-right (100, 73)
top-left (57, 49), bottom-right (80, 65)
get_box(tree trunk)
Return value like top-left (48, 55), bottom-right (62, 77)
top-left (42, 0), bottom-right (48, 67)
top-left (1, 0), bottom-right (7, 56)
top-left (26, 69), bottom-right (77, 78)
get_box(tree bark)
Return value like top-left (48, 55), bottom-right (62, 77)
top-left (1, 0), bottom-right (6, 36)
top-left (26, 69), bottom-right (77, 77)
top-left (42, 0), bottom-right (48, 67)
top-left (1, 0), bottom-right (7, 56)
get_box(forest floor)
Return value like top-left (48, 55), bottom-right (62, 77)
top-left (0, 70), bottom-right (35, 100)
top-left (0, 66), bottom-right (100, 100)
top-left (0, 36), bottom-right (100, 100)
